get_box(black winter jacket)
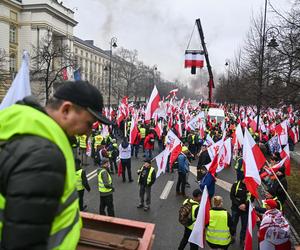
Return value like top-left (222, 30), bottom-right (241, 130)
top-left (0, 100), bottom-right (67, 250)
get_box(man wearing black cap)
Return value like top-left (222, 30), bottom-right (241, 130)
top-left (0, 80), bottom-right (111, 249)
top-left (137, 159), bottom-right (156, 211)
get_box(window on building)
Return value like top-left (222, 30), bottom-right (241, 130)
top-left (9, 54), bottom-right (17, 72)
top-left (75, 48), bottom-right (78, 54)
top-left (86, 52), bottom-right (88, 58)
top-left (9, 25), bottom-right (17, 43)
top-left (81, 50), bottom-right (83, 56)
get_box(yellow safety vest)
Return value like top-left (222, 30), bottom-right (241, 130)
top-left (137, 166), bottom-right (155, 185)
top-left (76, 169), bottom-right (84, 191)
top-left (98, 169), bottom-right (112, 193)
top-left (234, 157), bottom-right (242, 170)
top-left (94, 134), bottom-right (103, 149)
top-left (183, 199), bottom-right (199, 230)
top-left (206, 210), bottom-right (231, 246)
top-left (79, 135), bottom-right (87, 149)
top-left (0, 104), bottom-right (81, 249)
top-left (140, 128), bottom-right (146, 139)
top-left (191, 135), bottom-right (195, 144)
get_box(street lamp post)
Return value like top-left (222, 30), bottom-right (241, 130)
top-left (108, 37), bottom-right (117, 108)
top-left (152, 65), bottom-right (157, 90)
top-left (256, 0), bottom-right (268, 132)
top-left (257, 0), bottom-right (280, 131)
top-left (225, 60), bottom-right (230, 101)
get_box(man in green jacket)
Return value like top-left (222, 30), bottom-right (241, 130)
top-left (0, 80), bottom-right (111, 249)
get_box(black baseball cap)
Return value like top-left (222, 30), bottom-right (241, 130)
top-left (54, 81), bottom-right (112, 125)
top-left (192, 189), bottom-right (202, 197)
top-left (144, 159), bottom-right (151, 164)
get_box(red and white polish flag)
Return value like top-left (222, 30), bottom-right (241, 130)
top-left (289, 126), bottom-right (299, 144)
top-left (129, 117), bottom-right (139, 144)
top-left (145, 86), bottom-right (160, 123)
top-left (280, 144), bottom-right (291, 176)
top-left (184, 52), bottom-right (204, 68)
top-left (236, 123), bottom-right (244, 148)
top-left (244, 202), bottom-right (257, 250)
top-left (188, 186), bottom-right (211, 248)
top-left (154, 120), bottom-right (163, 139)
top-left (174, 118), bottom-right (183, 138)
top-left (243, 128), bottom-right (266, 198)
top-left (275, 120), bottom-right (288, 145)
top-left (155, 149), bottom-right (169, 178)
top-left (260, 157), bottom-right (288, 179)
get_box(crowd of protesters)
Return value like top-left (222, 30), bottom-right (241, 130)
top-left (71, 101), bottom-right (299, 250)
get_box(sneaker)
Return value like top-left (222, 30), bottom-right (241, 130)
top-left (129, 179), bottom-right (134, 183)
top-left (137, 204), bottom-right (144, 208)
top-left (176, 191), bottom-right (182, 196)
top-left (144, 206), bottom-right (150, 211)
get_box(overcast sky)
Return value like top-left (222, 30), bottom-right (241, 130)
top-left (64, 0), bottom-right (293, 87)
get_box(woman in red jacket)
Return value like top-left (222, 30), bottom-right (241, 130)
top-left (144, 130), bottom-right (155, 159)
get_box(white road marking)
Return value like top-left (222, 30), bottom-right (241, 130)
top-left (215, 179), bottom-right (232, 192)
top-left (291, 151), bottom-right (300, 157)
top-left (87, 172), bottom-right (98, 181)
top-left (190, 166), bottom-right (232, 192)
top-left (86, 169), bottom-right (97, 178)
top-left (160, 181), bottom-right (174, 200)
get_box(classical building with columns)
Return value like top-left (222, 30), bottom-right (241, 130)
top-left (0, 0), bottom-right (120, 104)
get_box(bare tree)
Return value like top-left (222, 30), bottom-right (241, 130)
top-left (114, 48), bottom-right (146, 98)
top-left (31, 34), bottom-right (76, 102)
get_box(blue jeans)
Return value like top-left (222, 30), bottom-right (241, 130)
top-left (145, 149), bottom-right (152, 159)
top-left (131, 144), bottom-right (139, 157)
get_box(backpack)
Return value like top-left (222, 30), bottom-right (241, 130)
top-left (178, 199), bottom-right (193, 226)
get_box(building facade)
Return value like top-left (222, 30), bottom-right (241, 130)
top-left (73, 37), bottom-right (119, 105)
top-left (0, 0), bottom-right (122, 105)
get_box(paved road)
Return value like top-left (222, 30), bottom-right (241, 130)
top-left (79, 146), bottom-right (256, 250)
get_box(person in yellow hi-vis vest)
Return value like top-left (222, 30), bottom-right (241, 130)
top-left (0, 81), bottom-right (111, 249)
top-left (206, 196), bottom-right (234, 250)
top-left (94, 133), bottom-right (104, 150)
top-left (137, 159), bottom-right (156, 211)
top-left (98, 158), bottom-right (115, 217)
top-left (75, 159), bottom-right (90, 211)
top-left (79, 134), bottom-right (87, 165)
top-left (139, 125), bottom-right (146, 153)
